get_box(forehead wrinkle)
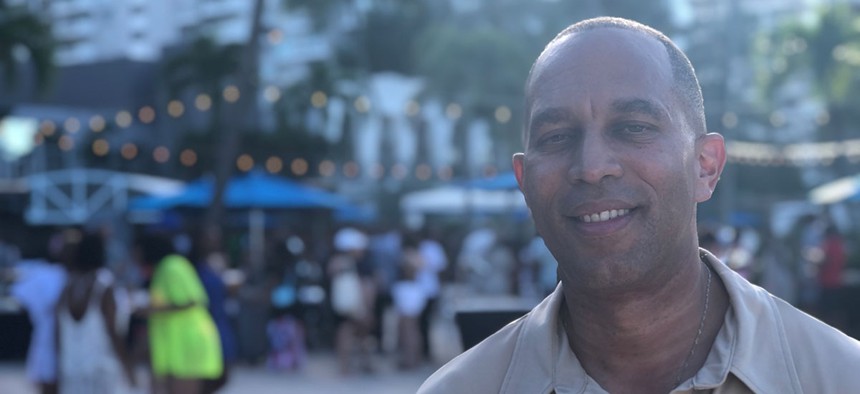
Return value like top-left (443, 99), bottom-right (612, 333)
top-left (611, 98), bottom-right (670, 122)
top-left (530, 107), bottom-right (574, 130)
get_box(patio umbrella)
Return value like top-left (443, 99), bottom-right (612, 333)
top-left (130, 171), bottom-right (354, 265)
top-left (808, 174), bottom-right (860, 205)
top-left (459, 171), bottom-right (519, 190)
top-left (130, 171), bottom-right (350, 210)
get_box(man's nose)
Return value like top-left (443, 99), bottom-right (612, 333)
top-left (567, 131), bottom-right (623, 185)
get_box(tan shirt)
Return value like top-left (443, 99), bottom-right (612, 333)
top-left (419, 250), bottom-right (860, 393)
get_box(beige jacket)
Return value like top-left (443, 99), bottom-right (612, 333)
top-left (419, 250), bottom-right (860, 393)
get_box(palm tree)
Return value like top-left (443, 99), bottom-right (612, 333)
top-left (0, 1), bottom-right (54, 95)
top-left (203, 0), bottom-right (266, 230)
top-left (756, 5), bottom-right (860, 175)
top-left (161, 37), bottom-right (242, 134)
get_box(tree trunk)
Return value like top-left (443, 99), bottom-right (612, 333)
top-left (204, 0), bottom-right (265, 231)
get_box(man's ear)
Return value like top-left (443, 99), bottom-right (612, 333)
top-left (695, 133), bottom-right (726, 203)
top-left (512, 153), bottom-right (526, 193)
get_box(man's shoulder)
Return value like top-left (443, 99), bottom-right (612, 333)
top-left (418, 314), bottom-right (526, 394)
top-left (770, 295), bottom-right (860, 389)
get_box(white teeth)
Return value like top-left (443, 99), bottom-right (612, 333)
top-left (578, 209), bottom-right (630, 223)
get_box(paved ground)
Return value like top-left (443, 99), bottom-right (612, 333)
top-left (0, 354), bottom-right (437, 394)
top-left (0, 312), bottom-right (463, 394)
top-left (0, 286), bottom-right (533, 394)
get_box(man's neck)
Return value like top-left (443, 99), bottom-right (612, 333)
top-left (561, 254), bottom-right (729, 394)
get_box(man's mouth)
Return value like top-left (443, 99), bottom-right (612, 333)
top-left (577, 208), bottom-right (631, 223)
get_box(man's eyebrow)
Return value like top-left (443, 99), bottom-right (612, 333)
top-left (529, 107), bottom-right (573, 132)
top-left (611, 98), bottom-right (666, 120)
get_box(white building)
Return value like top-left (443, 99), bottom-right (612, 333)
top-left (13, 0), bottom-right (332, 86)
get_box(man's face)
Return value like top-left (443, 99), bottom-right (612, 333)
top-left (513, 29), bottom-right (724, 290)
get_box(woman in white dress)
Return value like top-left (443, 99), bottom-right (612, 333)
top-left (56, 233), bottom-right (136, 394)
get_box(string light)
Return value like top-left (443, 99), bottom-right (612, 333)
top-left (312, 91), bottom-right (328, 108)
top-left (180, 149), bottom-right (197, 167)
top-left (195, 94), bottom-right (212, 111)
top-left (406, 100), bottom-right (420, 117)
top-left (92, 139), bottom-right (109, 156)
top-left (438, 166), bottom-right (453, 181)
top-left (266, 156), bottom-right (283, 173)
top-left (168, 100), bottom-right (185, 118)
top-left (446, 103), bottom-right (462, 120)
top-left (121, 143), bottom-right (138, 159)
top-left (115, 111), bottom-right (133, 128)
top-left (26, 91), bottom-right (860, 170)
top-left (415, 164), bottom-right (432, 181)
top-left (354, 96), bottom-right (370, 113)
top-left (40, 120), bottom-right (56, 136)
top-left (721, 112), bottom-right (738, 129)
top-left (153, 146), bottom-right (170, 163)
top-left (769, 111), bottom-right (785, 127)
top-left (816, 111), bottom-right (830, 126)
top-left (291, 158), bottom-right (308, 176)
top-left (237, 154), bottom-right (254, 172)
top-left (319, 160), bottom-right (336, 177)
top-left (494, 106), bottom-right (512, 124)
top-left (139, 106), bottom-right (156, 124)
top-left (89, 115), bottom-right (106, 132)
top-left (264, 86), bottom-right (281, 103)
top-left (58, 136), bottom-right (74, 151)
top-left (343, 161), bottom-right (359, 178)
top-left (64, 118), bottom-right (81, 133)
top-left (268, 28), bottom-right (284, 45)
top-left (391, 163), bottom-right (407, 180)
top-left (223, 85), bottom-right (240, 103)
top-left (370, 163), bottom-right (385, 179)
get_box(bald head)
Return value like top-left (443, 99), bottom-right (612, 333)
top-left (524, 17), bottom-right (705, 145)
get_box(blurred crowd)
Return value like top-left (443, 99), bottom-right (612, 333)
top-left (699, 213), bottom-right (859, 337)
top-left (1, 212), bottom-right (857, 393)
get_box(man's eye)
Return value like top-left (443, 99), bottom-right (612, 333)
top-left (545, 134), bottom-right (569, 144)
top-left (620, 124), bottom-right (650, 134)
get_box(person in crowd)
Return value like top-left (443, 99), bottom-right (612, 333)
top-left (366, 225), bottom-right (402, 354)
top-left (327, 227), bottom-right (375, 375)
top-left (392, 234), bottom-right (428, 369)
top-left (420, 17), bottom-right (860, 393)
top-left (519, 234), bottom-right (558, 298)
top-left (416, 228), bottom-right (447, 362)
top-left (133, 233), bottom-right (222, 394)
top-left (55, 232), bottom-right (136, 393)
top-left (456, 226), bottom-right (497, 291)
top-left (265, 233), bottom-right (307, 372)
top-left (11, 232), bottom-right (67, 394)
top-left (189, 228), bottom-right (237, 394)
top-left (817, 224), bottom-right (847, 328)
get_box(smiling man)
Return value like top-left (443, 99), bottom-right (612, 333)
top-left (418, 17), bottom-right (860, 394)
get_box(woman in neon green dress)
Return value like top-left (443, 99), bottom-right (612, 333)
top-left (134, 234), bottom-right (222, 394)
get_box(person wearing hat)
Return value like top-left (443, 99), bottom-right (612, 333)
top-left (328, 227), bottom-right (376, 374)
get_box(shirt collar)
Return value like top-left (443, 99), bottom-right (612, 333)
top-left (694, 249), bottom-right (802, 393)
top-left (502, 249), bottom-right (801, 393)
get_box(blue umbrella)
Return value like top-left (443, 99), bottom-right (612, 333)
top-left (459, 172), bottom-right (519, 190)
top-left (130, 171), bottom-right (355, 267)
top-left (130, 171), bottom-right (351, 210)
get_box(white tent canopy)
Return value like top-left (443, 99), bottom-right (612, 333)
top-left (400, 186), bottom-right (526, 215)
top-left (808, 174), bottom-right (860, 205)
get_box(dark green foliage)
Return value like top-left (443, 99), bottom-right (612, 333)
top-left (0, 1), bottom-right (55, 94)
